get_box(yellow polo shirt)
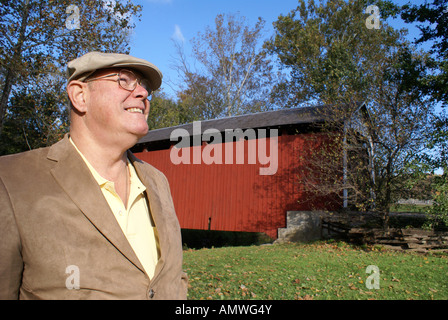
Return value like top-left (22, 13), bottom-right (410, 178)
top-left (69, 138), bottom-right (160, 279)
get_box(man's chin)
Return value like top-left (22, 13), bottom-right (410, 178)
top-left (132, 126), bottom-right (149, 141)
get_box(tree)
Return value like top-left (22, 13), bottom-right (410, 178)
top-left (401, 0), bottom-right (448, 106)
top-left (367, 46), bottom-right (435, 224)
top-left (265, 0), bottom-right (405, 108)
top-left (146, 90), bottom-right (198, 131)
top-left (266, 0), bottom-right (435, 227)
top-left (399, 0), bottom-right (448, 229)
top-left (0, 75), bottom-right (69, 154)
top-left (0, 0), bottom-right (142, 153)
top-left (172, 13), bottom-right (278, 119)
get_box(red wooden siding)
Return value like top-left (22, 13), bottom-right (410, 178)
top-left (135, 132), bottom-right (337, 239)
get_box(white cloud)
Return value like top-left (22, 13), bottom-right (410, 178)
top-left (172, 24), bottom-right (185, 43)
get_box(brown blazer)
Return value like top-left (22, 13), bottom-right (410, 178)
top-left (0, 135), bottom-right (187, 299)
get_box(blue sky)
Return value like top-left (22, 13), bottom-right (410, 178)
top-left (130, 0), bottom-right (302, 97)
top-left (129, 0), bottom-right (426, 99)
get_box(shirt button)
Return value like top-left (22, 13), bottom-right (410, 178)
top-left (148, 289), bottom-right (155, 298)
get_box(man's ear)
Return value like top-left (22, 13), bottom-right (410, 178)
top-left (67, 80), bottom-right (88, 113)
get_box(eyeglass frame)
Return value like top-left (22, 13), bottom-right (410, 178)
top-left (84, 69), bottom-right (153, 100)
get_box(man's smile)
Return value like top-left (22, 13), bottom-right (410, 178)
top-left (126, 107), bottom-right (144, 114)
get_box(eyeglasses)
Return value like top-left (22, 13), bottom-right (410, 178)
top-left (85, 69), bottom-right (152, 100)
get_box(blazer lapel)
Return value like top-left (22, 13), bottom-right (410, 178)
top-left (128, 152), bottom-right (167, 280)
top-left (48, 135), bottom-right (145, 274)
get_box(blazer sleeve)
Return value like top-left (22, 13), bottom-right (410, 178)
top-left (0, 177), bottom-right (23, 300)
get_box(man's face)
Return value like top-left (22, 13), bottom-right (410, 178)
top-left (84, 68), bottom-right (151, 142)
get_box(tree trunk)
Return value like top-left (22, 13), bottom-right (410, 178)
top-left (0, 68), bottom-right (17, 137)
top-left (382, 157), bottom-right (393, 230)
top-left (0, 1), bottom-right (30, 137)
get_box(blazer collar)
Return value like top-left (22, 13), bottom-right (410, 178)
top-left (127, 151), bottom-right (168, 280)
top-left (48, 134), bottom-right (146, 275)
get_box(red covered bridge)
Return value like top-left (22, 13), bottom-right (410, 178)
top-left (132, 106), bottom-right (341, 239)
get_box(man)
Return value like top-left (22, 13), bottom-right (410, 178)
top-left (0, 52), bottom-right (188, 299)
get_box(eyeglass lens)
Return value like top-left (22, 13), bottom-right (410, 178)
top-left (119, 70), bottom-right (151, 94)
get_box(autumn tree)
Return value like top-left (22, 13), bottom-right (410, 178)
top-left (0, 76), bottom-right (69, 154)
top-left (399, 0), bottom-right (448, 229)
top-left (266, 0), bottom-right (435, 227)
top-left (0, 0), bottom-right (142, 154)
top-left (401, 0), bottom-right (448, 106)
top-left (172, 13), bottom-right (279, 120)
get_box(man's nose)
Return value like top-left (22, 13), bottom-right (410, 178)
top-left (132, 83), bottom-right (149, 100)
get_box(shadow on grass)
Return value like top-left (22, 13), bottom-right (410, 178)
top-left (181, 229), bottom-right (274, 249)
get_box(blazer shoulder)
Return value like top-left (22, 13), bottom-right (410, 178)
top-left (0, 135), bottom-right (72, 174)
top-left (0, 147), bottom-right (51, 174)
top-left (0, 137), bottom-right (71, 187)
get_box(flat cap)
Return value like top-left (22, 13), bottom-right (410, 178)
top-left (67, 51), bottom-right (163, 91)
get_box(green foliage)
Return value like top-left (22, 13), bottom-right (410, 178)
top-left (426, 113), bottom-right (448, 170)
top-left (401, 0), bottom-right (448, 105)
top-left (265, 0), bottom-right (405, 107)
top-left (0, 86), bottom-right (69, 154)
top-left (401, 0), bottom-right (448, 57)
top-left (425, 173), bottom-right (448, 230)
top-left (147, 91), bottom-right (187, 130)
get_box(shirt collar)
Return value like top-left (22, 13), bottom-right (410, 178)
top-left (69, 137), bottom-right (109, 186)
top-left (69, 137), bottom-right (146, 195)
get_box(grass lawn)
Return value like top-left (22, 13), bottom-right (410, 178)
top-left (183, 241), bottom-right (448, 300)
top-left (390, 203), bottom-right (430, 213)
